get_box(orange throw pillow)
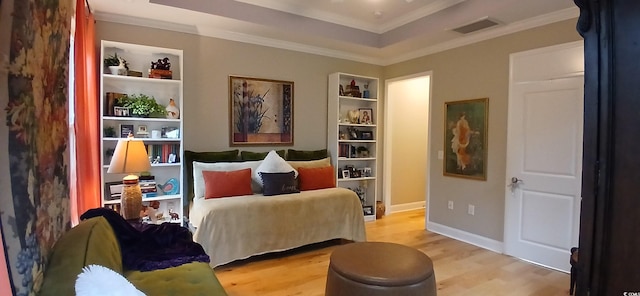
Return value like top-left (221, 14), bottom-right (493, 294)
top-left (203, 168), bottom-right (253, 199)
top-left (298, 166), bottom-right (336, 191)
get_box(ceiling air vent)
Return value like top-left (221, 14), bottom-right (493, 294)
top-left (451, 17), bottom-right (500, 34)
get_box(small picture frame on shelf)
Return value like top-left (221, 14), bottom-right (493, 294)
top-left (105, 181), bottom-right (123, 200)
top-left (119, 124), bottom-right (134, 138)
top-left (114, 106), bottom-right (130, 117)
top-left (350, 168), bottom-right (362, 178)
top-left (358, 108), bottom-right (373, 124)
top-left (137, 125), bottom-right (149, 138)
top-left (342, 170), bottom-right (350, 179)
top-left (363, 167), bottom-right (372, 177)
top-left (360, 131), bottom-right (373, 140)
top-left (363, 206), bottom-right (374, 216)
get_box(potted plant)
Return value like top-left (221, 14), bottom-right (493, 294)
top-left (116, 94), bottom-right (167, 117)
top-left (103, 126), bottom-right (116, 137)
top-left (104, 53), bottom-right (129, 75)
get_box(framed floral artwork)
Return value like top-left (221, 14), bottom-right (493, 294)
top-left (444, 98), bottom-right (488, 180)
top-left (229, 76), bottom-right (294, 146)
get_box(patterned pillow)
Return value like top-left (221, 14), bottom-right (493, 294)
top-left (259, 171), bottom-right (299, 196)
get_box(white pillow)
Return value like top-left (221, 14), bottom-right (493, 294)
top-left (75, 265), bottom-right (145, 296)
top-left (193, 160), bottom-right (262, 198)
top-left (253, 150), bottom-right (297, 185)
top-left (287, 157), bottom-right (331, 170)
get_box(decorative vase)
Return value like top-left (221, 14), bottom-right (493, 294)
top-left (166, 98), bottom-right (180, 119)
top-left (376, 201), bottom-right (385, 219)
top-left (363, 84), bottom-right (370, 98)
top-left (108, 65), bottom-right (126, 75)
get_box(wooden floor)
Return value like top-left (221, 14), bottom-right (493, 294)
top-left (214, 209), bottom-right (570, 296)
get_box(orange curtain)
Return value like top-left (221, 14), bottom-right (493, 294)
top-left (71, 0), bottom-right (101, 224)
top-left (0, 231), bottom-right (10, 296)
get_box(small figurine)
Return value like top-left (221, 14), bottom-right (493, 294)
top-left (151, 57), bottom-right (171, 70)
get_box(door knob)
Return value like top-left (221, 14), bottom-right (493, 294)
top-left (507, 177), bottom-right (523, 192)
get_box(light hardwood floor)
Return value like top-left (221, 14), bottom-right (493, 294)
top-left (214, 209), bottom-right (570, 296)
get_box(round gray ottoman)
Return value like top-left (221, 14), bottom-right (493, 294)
top-left (325, 242), bottom-right (436, 296)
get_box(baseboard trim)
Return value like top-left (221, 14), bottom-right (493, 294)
top-left (389, 201), bottom-right (425, 214)
top-left (427, 221), bottom-right (503, 254)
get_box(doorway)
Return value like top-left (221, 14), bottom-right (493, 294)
top-left (384, 72), bottom-right (431, 214)
top-left (504, 41), bottom-right (584, 272)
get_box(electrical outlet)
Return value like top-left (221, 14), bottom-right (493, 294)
top-left (468, 204), bottom-right (475, 215)
top-left (448, 201), bottom-right (454, 210)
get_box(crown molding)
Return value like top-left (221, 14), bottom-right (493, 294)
top-left (95, 6), bottom-right (579, 67)
top-left (94, 12), bottom-right (199, 35)
top-left (381, 7), bottom-right (579, 66)
top-left (94, 12), bottom-right (381, 65)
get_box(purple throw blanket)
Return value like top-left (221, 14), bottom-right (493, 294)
top-left (81, 208), bottom-right (210, 271)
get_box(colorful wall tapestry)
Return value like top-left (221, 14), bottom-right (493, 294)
top-left (1, 0), bottom-right (73, 295)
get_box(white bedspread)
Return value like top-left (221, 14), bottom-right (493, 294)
top-left (189, 187), bottom-right (367, 267)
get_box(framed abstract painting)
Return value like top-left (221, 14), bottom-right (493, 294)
top-left (229, 76), bottom-right (294, 146)
top-left (444, 98), bottom-right (488, 180)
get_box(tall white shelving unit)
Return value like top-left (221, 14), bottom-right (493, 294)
top-left (99, 40), bottom-right (184, 224)
top-left (328, 72), bottom-right (380, 221)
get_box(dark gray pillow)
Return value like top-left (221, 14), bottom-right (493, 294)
top-left (259, 171), bottom-right (299, 196)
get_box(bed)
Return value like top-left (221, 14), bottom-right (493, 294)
top-left (190, 187), bottom-right (366, 267)
top-left (184, 150), bottom-right (366, 267)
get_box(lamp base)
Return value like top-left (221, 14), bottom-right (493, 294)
top-left (121, 175), bottom-right (142, 220)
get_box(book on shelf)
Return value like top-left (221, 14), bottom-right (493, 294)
top-left (339, 143), bottom-right (358, 158)
top-left (146, 144), bottom-right (180, 164)
top-left (139, 175), bottom-right (157, 193)
top-left (142, 192), bottom-right (157, 199)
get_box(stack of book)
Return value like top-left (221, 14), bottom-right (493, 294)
top-left (139, 176), bottom-right (157, 198)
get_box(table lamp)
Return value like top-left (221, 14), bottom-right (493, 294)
top-left (108, 134), bottom-right (150, 220)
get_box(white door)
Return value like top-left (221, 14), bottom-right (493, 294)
top-left (504, 76), bottom-right (583, 272)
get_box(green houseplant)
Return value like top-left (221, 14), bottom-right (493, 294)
top-left (104, 53), bottom-right (129, 75)
top-left (117, 94), bottom-right (166, 117)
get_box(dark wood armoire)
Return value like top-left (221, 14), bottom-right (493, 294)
top-left (576, 0), bottom-right (640, 295)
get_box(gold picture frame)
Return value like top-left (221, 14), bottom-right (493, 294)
top-left (229, 76), bottom-right (294, 146)
top-left (444, 98), bottom-right (488, 180)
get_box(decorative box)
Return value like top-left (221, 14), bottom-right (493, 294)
top-left (149, 69), bottom-right (172, 79)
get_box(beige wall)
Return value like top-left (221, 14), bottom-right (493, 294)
top-left (384, 19), bottom-right (582, 241)
top-left (96, 21), bottom-right (383, 153)
top-left (96, 18), bottom-right (581, 242)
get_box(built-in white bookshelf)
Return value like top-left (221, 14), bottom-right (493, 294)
top-left (327, 72), bottom-right (380, 221)
top-left (99, 40), bottom-right (184, 224)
